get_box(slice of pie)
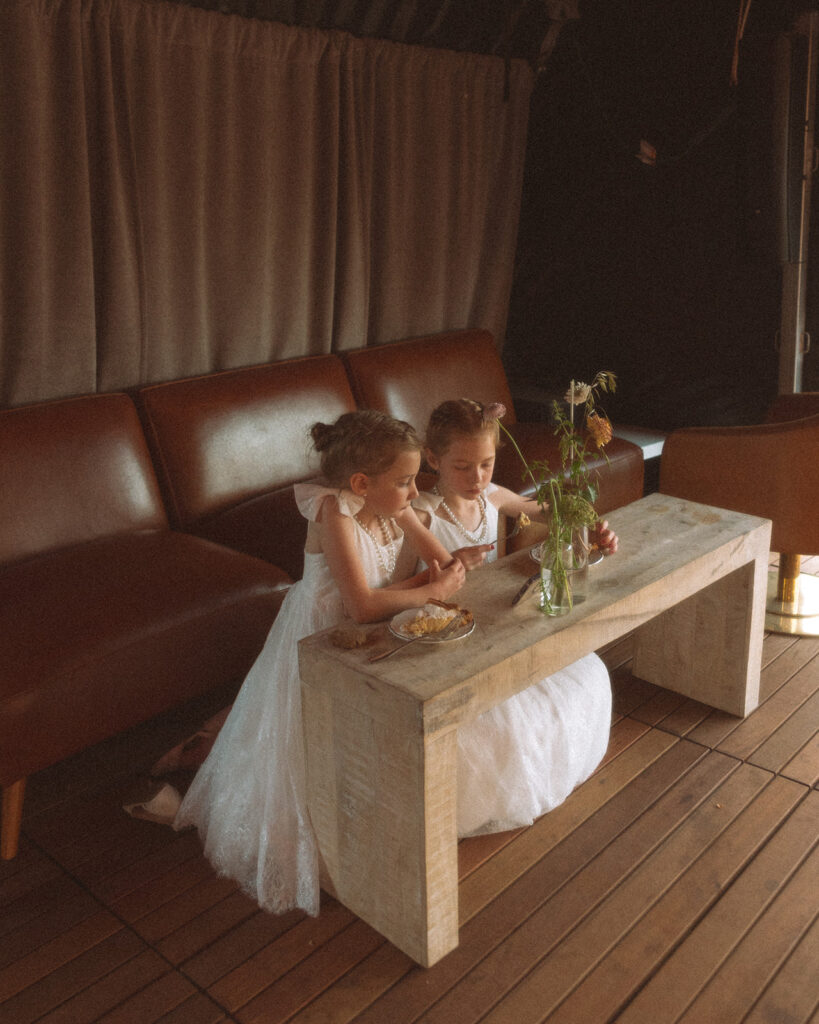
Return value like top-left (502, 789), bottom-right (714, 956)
top-left (403, 607), bottom-right (458, 636)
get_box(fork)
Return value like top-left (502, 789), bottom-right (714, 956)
top-left (488, 513), bottom-right (528, 548)
top-left (368, 614), bottom-right (466, 663)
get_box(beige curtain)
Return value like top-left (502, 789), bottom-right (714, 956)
top-left (0, 0), bottom-right (533, 408)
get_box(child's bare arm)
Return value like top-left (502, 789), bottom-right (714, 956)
top-left (387, 558), bottom-right (467, 594)
top-left (488, 488), bottom-right (618, 556)
top-left (319, 497), bottom-right (465, 623)
top-left (488, 485), bottom-right (547, 521)
top-left (409, 504), bottom-right (493, 569)
top-left (451, 543), bottom-right (495, 570)
top-left (395, 506), bottom-right (460, 569)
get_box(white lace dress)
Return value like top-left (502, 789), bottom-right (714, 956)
top-left (414, 484), bottom-right (612, 837)
top-left (174, 482), bottom-right (399, 917)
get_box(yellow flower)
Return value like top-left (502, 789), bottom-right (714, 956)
top-left (586, 412), bottom-right (613, 448)
top-left (517, 511), bottom-right (531, 528)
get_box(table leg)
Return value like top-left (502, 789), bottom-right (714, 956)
top-left (301, 677), bottom-right (460, 967)
top-left (632, 553), bottom-right (768, 717)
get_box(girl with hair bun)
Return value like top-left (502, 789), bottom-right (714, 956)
top-left (165, 410), bottom-right (465, 917)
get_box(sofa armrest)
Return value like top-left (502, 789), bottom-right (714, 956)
top-left (660, 413), bottom-right (819, 554)
top-left (0, 531), bottom-right (289, 788)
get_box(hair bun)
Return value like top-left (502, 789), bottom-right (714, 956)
top-left (310, 421), bottom-right (335, 451)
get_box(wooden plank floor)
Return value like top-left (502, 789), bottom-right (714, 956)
top-left (2, 557), bottom-right (818, 1024)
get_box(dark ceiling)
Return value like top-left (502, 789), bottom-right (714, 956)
top-left (159, 0), bottom-right (570, 66)
top-left (164, 0), bottom-right (801, 64)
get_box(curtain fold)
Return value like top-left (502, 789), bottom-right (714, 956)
top-left (0, 1), bottom-right (97, 405)
top-left (0, 0), bottom-right (533, 408)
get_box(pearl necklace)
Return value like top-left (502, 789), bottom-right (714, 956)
top-left (355, 512), bottom-right (398, 578)
top-left (433, 486), bottom-right (488, 544)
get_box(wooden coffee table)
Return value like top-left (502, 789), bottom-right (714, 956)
top-left (298, 495), bottom-right (771, 966)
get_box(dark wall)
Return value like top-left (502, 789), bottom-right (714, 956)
top-left (504, 0), bottom-right (804, 431)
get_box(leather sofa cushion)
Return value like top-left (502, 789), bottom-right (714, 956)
top-left (135, 355), bottom-right (357, 571)
top-left (0, 530), bottom-right (290, 785)
top-left (342, 329), bottom-right (517, 429)
top-left (0, 394), bottom-right (167, 568)
top-left (191, 486), bottom-right (306, 583)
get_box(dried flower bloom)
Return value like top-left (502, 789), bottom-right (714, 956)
top-left (482, 402), bottom-right (507, 423)
top-left (565, 382), bottom-right (591, 405)
top-left (586, 412), bottom-right (613, 448)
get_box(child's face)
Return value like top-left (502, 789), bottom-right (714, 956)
top-left (362, 449), bottom-right (421, 517)
top-left (427, 432), bottom-right (496, 500)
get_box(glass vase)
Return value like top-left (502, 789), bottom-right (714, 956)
top-left (539, 525), bottom-right (590, 616)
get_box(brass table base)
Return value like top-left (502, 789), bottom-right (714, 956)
top-left (765, 570), bottom-right (819, 637)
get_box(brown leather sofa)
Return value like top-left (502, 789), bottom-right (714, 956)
top-left (1, 330), bottom-right (647, 859)
top-left (0, 394), bottom-right (290, 859)
top-left (133, 329), bottom-right (644, 567)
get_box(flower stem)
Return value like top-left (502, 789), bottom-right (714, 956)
top-left (497, 422), bottom-right (543, 500)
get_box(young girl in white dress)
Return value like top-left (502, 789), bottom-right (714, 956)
top-left (171, 410), bottom-right (466, 917)
top-left (413, 398), bottom-right (617, 837)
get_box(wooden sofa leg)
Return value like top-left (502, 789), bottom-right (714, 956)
top-left (1, 779), bottom-right (26, 860)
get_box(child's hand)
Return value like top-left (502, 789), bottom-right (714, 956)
top-left (428, 557), bottom-right (466, 599)
top-left (591, 520), bottom-right (618, 556)
top-left (454, 543), bottom-right (494, 570)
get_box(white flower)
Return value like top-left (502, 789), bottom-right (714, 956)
top-left (564, 381), bottom-right (591, 405)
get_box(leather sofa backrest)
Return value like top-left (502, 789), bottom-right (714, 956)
top-left (0, 394), bottom-right (167, 567)
top-left (342, 329), bottom-right (644, 511)
top-left (660, 411), bottom-right (819, 555)
top-left (341, 330), bottom-right (518, 434)
top-left (134, 355), bottom-right (357, 579)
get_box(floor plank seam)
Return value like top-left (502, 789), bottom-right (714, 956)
top-left (626, 714), bottom-right (819, 793)
top-left (8, 829), bottom-right (245, 1024)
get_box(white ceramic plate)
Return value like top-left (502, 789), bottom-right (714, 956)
top-left (389, 604), bottom-right (475, 643)
top-left (530, 542), bottom-right (604, 566)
